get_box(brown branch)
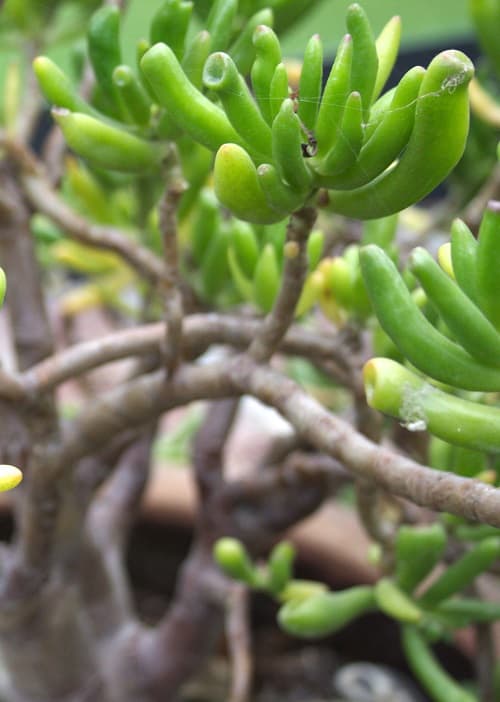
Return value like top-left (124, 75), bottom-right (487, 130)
top-left (158, 173), bottom-right (186, 374)
top-left (23, 354), bottom-right (500, 586)
top-left (0, 574), bottom-right (101, 701)
top-left (50, 357), bottom-right (500, 528)
top-left (58, 363), bottom-right (234, 468)
top-left (21, 171), bottom-right (166, 282)
top-left (230, 359), bottom-right (500, 528)
top-left (72, 430), bottom-right (141, 513)
top-left (352, 381), bottom-right (400, 553)
top-left (282, 450), bottom-right (351, 490)
top-left (472, 581), bottom-right (496, 702)
top-left (0, 162), bottom-right (60, 596)
top-left (0, 368), bottom-right (26, 401)
top-left (79, 432), bottom-right (154, 639)
top-left (0, 134), bottom-right (166, 284)
top-left (226, 584), bottom-right (253, 702)
top-left (7, 430), bottom-right (151, 604)
top-left (134, 546), bottom-right (228, 702)
top-left (21, 322), bottom-right (168, 395)
top-left (8, 443), bottom-right (61, 590)
top-left (219, 453), bottom-right (335, 550)
top-left (256, 430), bottom-right (303, 469)
top-left (249, 206), bottom-right (316, 362)
top-left (193, 398), bottom-right (239, 498)
top-left (86, 431), bottom-right (154, 553)
top-left (0, 161), bottom-right (54, 368)
top-left (129, 396), bottom-right (240, 700)
top-left (19, 314), bottom-right (353, 396)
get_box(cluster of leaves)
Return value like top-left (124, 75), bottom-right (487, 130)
top-left (363, 205), bottom-right (500, 457)
top-left (30, 0), bottom-right (477, 321)
top-left (215, 524), bottom-right (500, 702)
top-left (34, 0), bottom-right (473, 223)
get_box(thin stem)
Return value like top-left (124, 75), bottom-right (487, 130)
top-left (227, 584), bottom-right (253, 702)
top-left (249, 206), bottom-right (316, 362)
top-left (22, 171), bottom-right (166, 282)
top-left (228, 358), bottom-right (500, 528)
top-left (158, 172), bottom-right (187, 374)
top-left (0, 134), bottom-right (166, 283)
top-left (355, 478), bottom-right (402, 549)
top-left (353, 377), bottom-right (399, 553)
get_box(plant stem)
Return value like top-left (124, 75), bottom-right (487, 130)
top-left (249, 206), bottom-right (317, 362)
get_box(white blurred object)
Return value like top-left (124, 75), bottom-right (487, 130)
top-left (333, 662), bottom-right (425, 702)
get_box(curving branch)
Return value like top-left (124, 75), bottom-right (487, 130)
top-left (19, 314), bottom-right (355, 396)
top-left (50, 356), bottom-right (500, 529)
top-left (231, 359), bottom-right (500, 527)
top-left (22, 171), bottom-right (166, 282)
top-left (0, 133), bottom-right (166, 283)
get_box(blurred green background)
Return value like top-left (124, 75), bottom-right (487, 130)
top-left (122, 0), bottom-right (472, 61)
top-left (278, 0), bottom-right (471, 54)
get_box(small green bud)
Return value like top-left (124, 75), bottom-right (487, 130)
top-left (213, 537), bottom-right (256, 585)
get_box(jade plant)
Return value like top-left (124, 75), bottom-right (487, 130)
top-left (0, 0), bottom-right (500, 700)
